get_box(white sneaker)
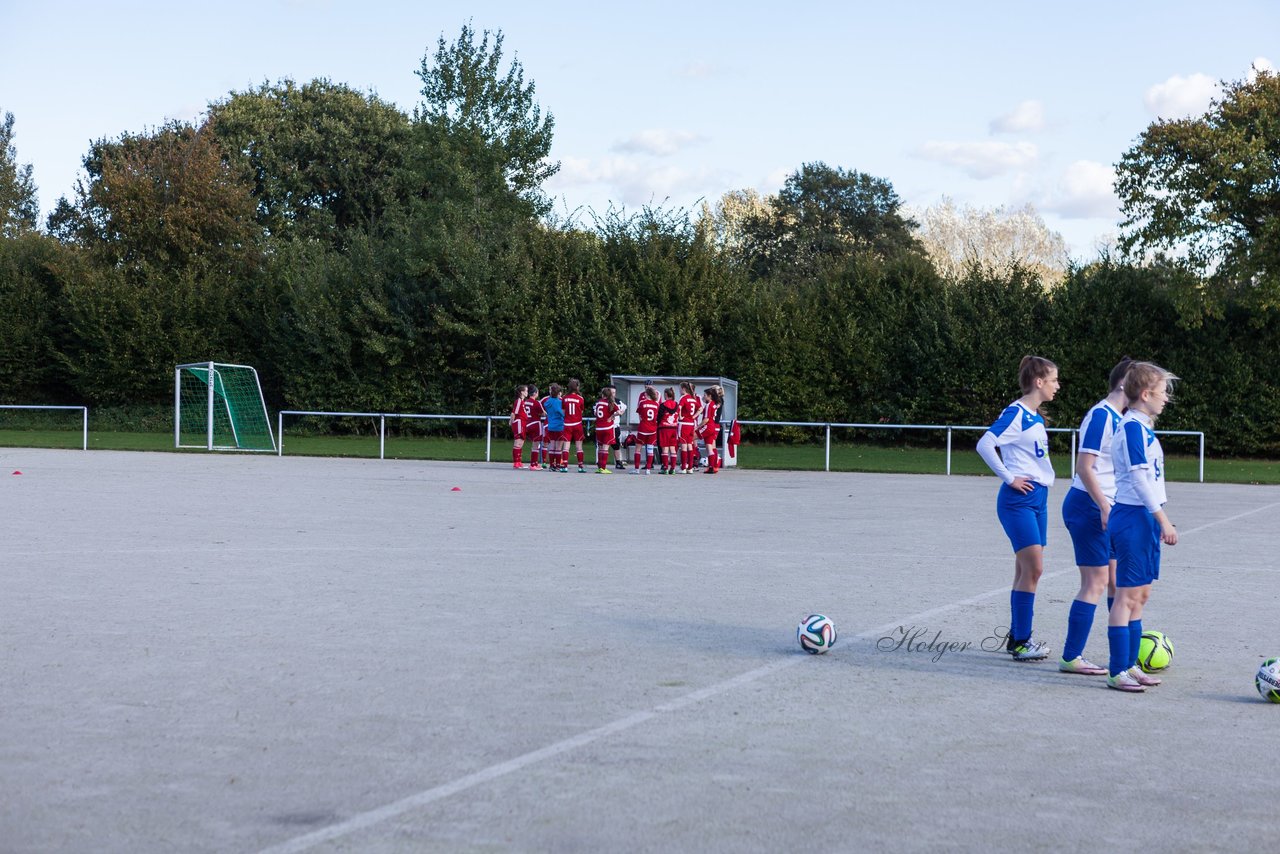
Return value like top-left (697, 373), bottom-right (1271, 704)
top-left (1010, 639), bottom-right (1050, 661)
top-left (1108, 671), bottom-right (1146, 692)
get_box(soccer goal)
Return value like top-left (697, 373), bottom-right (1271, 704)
top-left (175, 362), bottom-right (276, 452)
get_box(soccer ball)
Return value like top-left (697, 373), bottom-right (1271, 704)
top-left (797, 614), bottom-right (837, 655)
top-left (1256, 658), bottom-right (1280, 703)
top-left (1137, 631), bottom-right (1174, 673)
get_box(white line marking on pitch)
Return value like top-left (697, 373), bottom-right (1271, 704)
top-left (257, 501), bottom-right (1276, 853)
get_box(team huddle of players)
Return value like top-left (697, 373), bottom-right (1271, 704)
top-left (509, 379), bottom-right (727, 475)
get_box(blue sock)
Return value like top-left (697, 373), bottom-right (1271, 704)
top-left (1108, 626), bottom-right (1129, 677)
top-left (1128, 620), bottom-right (1142, 669)
top-left (1062, 600), bottom-right (1097, 662)
top-left (1107, 596), bottom-right (1115, 613)
top-left (1008, 591), bottom-right (1021, 644)
top-left (1012, 591), bottom-right (1035, 641)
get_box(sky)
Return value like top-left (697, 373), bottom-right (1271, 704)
top-left (1, 0), bottom-right (1275, 259)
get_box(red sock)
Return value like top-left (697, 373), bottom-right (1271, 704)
top-left (709, 449), bottom-right (718, 470)
top-left (598, 450), bottom-right (606, 469)
top-left (577, 450), bottom-right (584, 466)
top-left (634, 451), bottom-right (641, 468)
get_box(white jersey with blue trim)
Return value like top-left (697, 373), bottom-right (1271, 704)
top-left (1069, 401), bottom-right (1123, 499)
top-left (1112, 411), bottom-right (1166, 511)
top-left (981, 401), bottom-right (1055, 487)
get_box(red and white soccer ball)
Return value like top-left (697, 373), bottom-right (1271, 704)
top-left (797, 614), bottom-right (837, 655)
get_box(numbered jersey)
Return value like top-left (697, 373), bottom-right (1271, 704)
top-left (677, 394), bottom-right (700, 425)
top-left (562, 393), bottom-right (585, 427)
top-left (1113, 410), bottom-right (1166, 510)
top-left (522, 397), bottom-right (545, 425)
top-left (593, 399), bottom-right (618, 429)
top-left (636, 398), bottom-right (659, 432)
top-left (985, 401), bottom-right (1055, 487)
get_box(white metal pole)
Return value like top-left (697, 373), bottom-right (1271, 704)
top-left (277, 412), bottom-right (284, 457)
top-left (946, 427), bottom-right (952, 475)
top-left (379, 415), bottom-right (386, 460)
top-left (1200, 433), bottom-right (1205, 483)
top-left (485, 417), bottom-right (492, 462)
top-left (1070, 430), bottom-right (1077, 478)
top-left (174, 368), bottom-right (181, 448)
top-left (825, 424), bottom-right (831, 472)
top-left (206, 361), bottom-right (215, 450)
top-left (82, 407), bottom-right (88, 451)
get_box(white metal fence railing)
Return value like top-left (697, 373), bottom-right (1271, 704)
top-left (737, 419), bottom-right (1206, 483)
top-left (0, 405), bottom-right (89, 451)
top-left (272, 410), bottom-right (1206, 483)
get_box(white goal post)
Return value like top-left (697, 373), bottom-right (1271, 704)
top-left (175, 362), bottom-right (276, 452)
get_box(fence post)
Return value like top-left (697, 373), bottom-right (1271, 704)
top-left (81, 407), bottom-right (88, 451)
top-left (825, 424), bottom-right (831, 472)
top-left (946, 427), bottom-right (952, 475)
top-left (1199, 433), bottom-right (1205, 483)
top-left (1070, 430), bottom-right (1077, 479)
top-left (486, 417), bottom-right (492, 462)
top-left (277, 412), bottom-right (284, 457)
top-left (379, 415), bottom-right (386, 460)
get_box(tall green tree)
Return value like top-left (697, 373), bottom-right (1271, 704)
top-left (414, 24), bottom-right (558, 216)
top-left (207, 79), bottom-right (412, 245)
top-left (0, 110), bottom-right (39, 237)
top-left (48, 121), bottom-right (259, 276)
top-left (1115, 69), bottom-right (1280, 304)
top-left (740, 162), bottom-right (923, 280)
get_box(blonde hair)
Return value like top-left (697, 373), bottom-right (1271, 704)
top-left (1122, 362), bottom-right (1179, 407)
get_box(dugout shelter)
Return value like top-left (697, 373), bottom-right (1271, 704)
top-left (608, 375), bottom-right (739, 468)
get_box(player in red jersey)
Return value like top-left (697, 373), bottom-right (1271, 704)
top-left (633, 386), bottom-right (660, 474)
top-left (522, 384), bottom-right (546, 470)
top-left (677, 381), bottom-right (700, 474)
top-left (562, 378), bottom-right (588, 473)
top-left (593, 386), bottom-right (620, 474)
top-left (699, 385), bottom-right (724, 474)
top-left (656, 387), bottom-right (680, 474)
top-left (510, 385), bottom-right (528, 468)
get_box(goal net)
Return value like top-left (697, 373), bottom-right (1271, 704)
top-left (175, 362), bottom-right (276, 452)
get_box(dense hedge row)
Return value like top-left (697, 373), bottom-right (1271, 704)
top-left (2, 216), bottom-right (1278, 456)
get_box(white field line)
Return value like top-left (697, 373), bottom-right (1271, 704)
top-left (256, 500), bottom-right (1279, 853)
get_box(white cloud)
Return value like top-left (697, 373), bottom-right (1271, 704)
top-left (611, 129), bottom-right (704, 157)
top-left (914, 140), bottom-right (1038, 179)
top-left (677, 62), bottom-right (715, 78)
top-left (1040, 160), bottom-right (1118, 220)
top-left (990, 100), bottom-right (1045, 134)
top-left (1249, 56), bottom-right (1276, 81)
top-left (1144, 72), bottom-right (1220, 119)
top-left (546, 154), bottom-right (726, 210)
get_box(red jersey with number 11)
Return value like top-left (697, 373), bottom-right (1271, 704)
top-left (562, 393), bottom-right (585, 427)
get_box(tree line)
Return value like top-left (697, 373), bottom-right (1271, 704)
top-left (2, 30), bottom-right (1278, 455)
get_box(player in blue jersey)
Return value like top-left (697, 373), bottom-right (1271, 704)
top-left (1105, 361), bottom-right (1179, 693)
top-left (976, 356), bottom-right (1060, 661)
top-left (1057, 357), bottom-right (1133, 676)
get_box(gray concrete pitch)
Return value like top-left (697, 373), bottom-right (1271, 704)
top-left (2, 448), bottom-right (1278, 853)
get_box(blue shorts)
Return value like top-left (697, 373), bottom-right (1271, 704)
top-left (996, 482), bottom-right (1048, 553)
top-left (1062, 486), bottom-right (1114, 567)
top-left (1110, 503), bottom-right (1161, 587)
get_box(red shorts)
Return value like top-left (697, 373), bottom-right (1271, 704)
top-left (701, 425), bottom-right (719, 445)
top-left (511, 422), bottom-right (524, 440)
top-left (545, 429), bottom-right (564, 442)
top-left (637, 431), bottom-right (657, 446)
top-left (525, 422), bottom-right (543, 441)
top-left (678, 424), bottom-right (696, 444)
top-left (595, 426), bottom-right (616, 446)
top-left (563, 424), bottom-right (585, 443)
top-left (658, 427), bottom-right (678, 447)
